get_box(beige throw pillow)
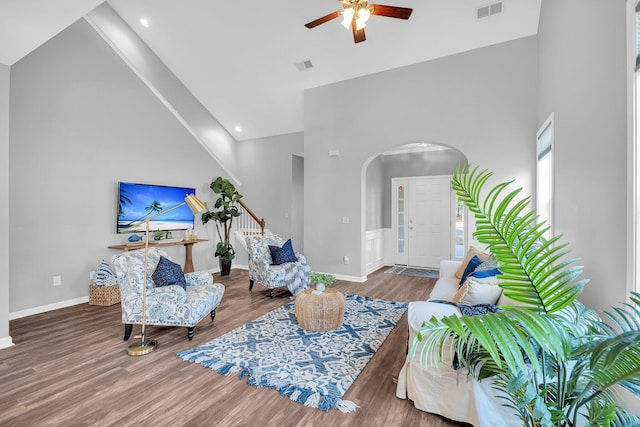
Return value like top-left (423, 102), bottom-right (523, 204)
top-left (452, 276), bottom-right (502, 305)
top-left (454, 246), bottom-right (494, 279)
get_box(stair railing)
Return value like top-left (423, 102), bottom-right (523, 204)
top-left (237, 199), bottom-right (265, 236)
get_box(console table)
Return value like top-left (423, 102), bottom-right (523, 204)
top-left (108, 239), bottom-right (207, 273)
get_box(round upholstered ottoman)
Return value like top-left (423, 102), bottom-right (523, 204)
top-left (294, 288), bottom-right (346, 332)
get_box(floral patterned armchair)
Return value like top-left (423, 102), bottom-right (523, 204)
top-left (111, 248), bottom-right (225, 340)
top-left (246, 235), bottom-right (310, 298)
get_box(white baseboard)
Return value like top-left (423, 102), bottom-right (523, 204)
top-left (205, 264), bottom-right (248, 276)
top-left (306, 269), bottom-right (367, 284)
top-left (6, 263), bottom-right (284, 321)
top-left (231, 264), bottom-right (362, 282)
top-left (0, 335), bottom-right (14, 349)
top-left (10, 265), bottom-right (250, 320)
top-left (334, 273), bottom-right (367, 283)
top-left (9, 296), bottom-right (90, 320)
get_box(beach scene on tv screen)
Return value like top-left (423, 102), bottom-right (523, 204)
top-left (117, 182), bottom-right (196, 233)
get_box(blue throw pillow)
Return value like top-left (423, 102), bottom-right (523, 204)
top-left (151, 256), bottom-right (187, 290)
top-left (471, 269), bottom-right (501, 278)
top-left (470, 260), bottom-right (501, 278)
top-left (459, 255), bottom-right (484, 287)
top-left (268, 239), bottom-right (298, 265)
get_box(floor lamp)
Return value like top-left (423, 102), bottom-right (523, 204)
top-left (123, 193), bottom-right (207, 356)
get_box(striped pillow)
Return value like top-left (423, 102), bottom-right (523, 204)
top-left (95, 260), bottom-right (116, 286)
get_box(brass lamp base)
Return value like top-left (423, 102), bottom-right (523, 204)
top-left (127, 339), bottom-right (158, 356)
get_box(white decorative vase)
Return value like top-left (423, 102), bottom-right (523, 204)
top-left (315, 282), bottom-right (325, 293)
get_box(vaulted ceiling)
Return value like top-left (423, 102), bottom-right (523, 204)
top-left (1, 0), bottom-right (541, 141)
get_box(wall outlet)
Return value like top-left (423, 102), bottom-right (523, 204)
top-left (343, 256), bottom-right (350, 264)
top-left (89, 270), bottom-right (96, 280)
top-left (342, 217), bottom-right (350, 224)
top-left (53, 275), bottom-right (62, 287)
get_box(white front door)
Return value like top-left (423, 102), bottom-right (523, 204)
top-left (408, 177), bottom-right (451, 268)
top-left (393, 176), bottom-right (452, 268)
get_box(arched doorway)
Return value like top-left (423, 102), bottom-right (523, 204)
top-left (360, 142), bottom-right (468, 275)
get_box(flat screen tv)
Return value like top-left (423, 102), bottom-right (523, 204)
top-left (117, 182), bottom-right (197, 233)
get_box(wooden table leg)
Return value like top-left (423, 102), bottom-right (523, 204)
top-left (183, 242), bottom-right (195, 273)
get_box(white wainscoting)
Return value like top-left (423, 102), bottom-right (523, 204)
top-left (365, 228), bottom-right (393, 275)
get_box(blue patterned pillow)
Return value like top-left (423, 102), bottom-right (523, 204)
top-left (95, 259), bottom-right (116, 286)
top-left (268, 239), bottom-right (298, 265)
top-left (151, 256), bottom-right (187, 289)
top-left (470, 260), bottom-right (501, 278)
top-left (459, 255), bottom-right (484, 287)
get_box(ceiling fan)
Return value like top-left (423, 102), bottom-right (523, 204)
top-left (305, 0), bottom-right (413, 44)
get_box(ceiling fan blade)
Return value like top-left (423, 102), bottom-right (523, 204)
top-left (305, 11), bottom-right (341, 28)
top-left (351, 17), bottom-right (366, 43)
top-left (370, 4), bottom-right (413, 19)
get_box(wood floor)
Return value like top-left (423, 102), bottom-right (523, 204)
top-left (0, 267), bottom-right (464, 427)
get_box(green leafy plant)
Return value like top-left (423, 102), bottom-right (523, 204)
top-left (413, 166), bottom-right (640, 426)
top-left (201, 177), bottom-right (242, 260)
top-left (309, 272), bottom-right (336, 287)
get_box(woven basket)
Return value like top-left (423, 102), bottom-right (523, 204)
top-left (294, 288), bottom-right (346, 332)
top-left (89, 284), bottom-right (121, 306)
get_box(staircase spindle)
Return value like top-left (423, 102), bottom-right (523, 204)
top-left (237, 199), bottom-right (265, 236)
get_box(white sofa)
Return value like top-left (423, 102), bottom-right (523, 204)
top-left (395, 260), bottom-right (520, 426)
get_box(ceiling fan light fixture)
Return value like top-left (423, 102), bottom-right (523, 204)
top-left (341, 8), bottom-right (355, 28)
top-left (304, 1), bottom-right (413, 44)
top-left (357, 7), bottom-right (371, 22)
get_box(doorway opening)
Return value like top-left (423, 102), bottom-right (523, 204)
top-left (361, 142), bottom-right (467, 275)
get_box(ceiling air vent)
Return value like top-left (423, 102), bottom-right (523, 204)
top-left (477, 2), bottom-right (503, 20)
top-left (295, 60), bottom-right (314, 72)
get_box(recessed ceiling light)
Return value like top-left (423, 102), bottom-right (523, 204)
top-left (234, 126), bottom-right (242, 132)
top-left (140, 17), bottom-right (149, 28)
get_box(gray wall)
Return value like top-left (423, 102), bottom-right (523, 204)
top-left (305, 36), bottom-right (538, 279)
top-left (236, 132), bottom-right (304, 251)
top-left (537, 0), bottom-right (628, 311)
top-left (292, 154), bottom-right (304, 251)
top-left (9, 19), bottom-right (227, 313)
top-left (380, 148), bottom-right (467, 228)
top-left (0, 63), bottom-right (9, 343)
top-left (86, 4), bottom-right (240, 185)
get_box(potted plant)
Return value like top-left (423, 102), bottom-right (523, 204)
top-left (310, 272), bottom-right (335, 293)
top-left (201, 176), bottom-right (242, 276)
top-left (414, 166), bottom-right (640, 426)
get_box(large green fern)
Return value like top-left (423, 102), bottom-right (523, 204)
top-left (413, 166), bottom-right (640, 426)
top-left (451, 166), bottom-right (587, 312)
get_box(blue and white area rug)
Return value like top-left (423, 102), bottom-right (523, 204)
top-left (177, 294), bottom-right (407, 413)
top-left (384, 265), bottom-right (440, 279)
